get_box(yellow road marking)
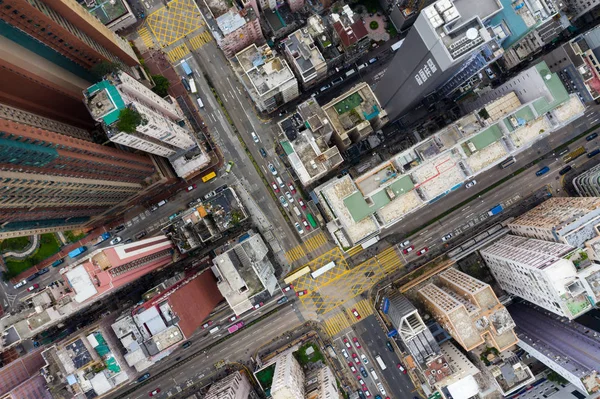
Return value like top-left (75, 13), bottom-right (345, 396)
top-left (189, 31), bottom-right (212, 50)
top-left (346, 245), bottom-right (363, 257)
top-left (137, 27), bottom-right (154, 49)
top-left (166, 43), bottom-right (190, 63)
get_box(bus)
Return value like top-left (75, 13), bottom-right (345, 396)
top-left (306, 213), bottom-right (318, 229)
top-left (499, 156), bottom-right (516, 168)
top-left (228, 321), bottom-right (244, 334)
top-left (202, 171), bottom-right (217, 182)
top-left (189, 78), bottom-right (197, 94)
top-left (284, 265), bottom-right (311, 285)
top-left (375, 355), bottom-right (387, 370)
top-left (180, 60), bottom-right (193, 76)
top-left (564, 146), bottom-right (586, 163)
top-left (311, 261), bottom-right (335, 279)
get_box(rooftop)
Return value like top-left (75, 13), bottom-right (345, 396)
top-left (216, 8), bottom-right (250, 35)
top-left (235, 44), bottom-right (295, 97)
top-left (509, 197), bottom-right (600, 232)
top-left (284, 28), bottom-right (326, 81)
top-left (322, 83), bottom-right (384, 136)
top-left (85, 0), bottom-right (129, 25)
top-left (332, 20), bottom-right (368, 49)
top-left (481, 234), bottom-right (575, 269)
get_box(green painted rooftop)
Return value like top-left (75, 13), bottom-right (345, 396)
top-left (334, 92), bottom-right (363, 115)
top-left (281, 140), bottom-right (294, 155)
top-left (85, 80), bottom-right (124, 125)
top-left (532, 61), bottom-right (570, 115)
top-left (468, 124), bottom-right (503, 151)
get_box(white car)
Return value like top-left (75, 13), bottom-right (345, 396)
top-left (268, 163), bottom-right (278, 175)
top-left (342, 349), bottom-right (349, 359)
top-left (361, 354), bottom-right (369, 364)
top-left (294, 222), bottom-right (304, 235)
top-left (13, 280), bottom-right (27, 289)
top-left (285, 191), bottom-right (294, 203)
top-left (251, 132), bottom-right (260, 143)
top-left (441, 233), bottom-right (453, 242)
top-left (110, 236), bottom-right (122, 245)
top-left (400, 240), bottom-right (410, 247)
top-left (465, 180), bottom-right (477, 188)
top-left (229, 315), bottom-right (237, 322)
top-left (279, 196), bottom-right (289, 208)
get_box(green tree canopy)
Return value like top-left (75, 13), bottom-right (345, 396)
top-left (151, 75), bottom-right (171, 97)
top-left (91, 61), bottom-right (120, 79)
top-left (116, 108), bottom-right (143, 133)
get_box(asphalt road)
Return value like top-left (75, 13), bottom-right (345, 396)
top-left (386, 104), bottom-right (600, 264)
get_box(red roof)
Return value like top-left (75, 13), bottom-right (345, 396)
top-left (167, 271), bottom-right (223, 337)
top-left (334, 20), bottom-right (369, 48)
top-left (0, 349), bottom-right (45, 397)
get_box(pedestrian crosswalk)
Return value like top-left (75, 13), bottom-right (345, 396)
top-left (285, 244), bottom-right (306, 263)
top-left (304, 232), bottom-right (328, 252)
top-left (346, 245), bottom-right (363, 257)
top-left (322, 311), bottom-right (352, 337)
top-left (377, 246), bottom-right (403, 274)
top-left (188, 31), bottom-right (213, 50)
top-left (137, 27), bottom-right (154, 49)
top-left (166, 43), bottom-right (190, 63)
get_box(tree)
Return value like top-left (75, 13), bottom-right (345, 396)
top-left (547, 371), bottom-right (567, 385)
top-left (151, 75), bottom-right (171, 97)
top-left (116, 108), bottom-right (143, 133)
top-left (91, 61), bottom-right (120, 79)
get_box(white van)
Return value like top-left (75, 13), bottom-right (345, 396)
top-left (377, 383), bottom-right (386, 396)
top-left (157, 199), bottom-right (168, 207)
top-left (370, 368), bottom-right (379, 381)
top-left (357, 63), bottom-right (367, 71)
top-left (293, 206), bottom-right (301, 217)
top-left (197, 97), bottom-right (204, 108)
top-left (209, 326), bottom-right (220, 334)
top-left (276, 177), bottom-right (284, 188)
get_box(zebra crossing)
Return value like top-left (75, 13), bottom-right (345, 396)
top-left (284, 231), bottom-right (329, 264)
top-left (188, 31), bottom-right (213, 50)
top-left (166, 43), bottom-right (190, 63)
top-left (137, 27), bottom-right (154, 49)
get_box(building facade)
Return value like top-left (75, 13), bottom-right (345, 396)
top-left (507, 197), bottom-right (600, 247)
top-left (0, 104), bottom-right (160, 238)
top-left (480, 234), bottom-right (600, 319)
top-left (0, 0), bottom-right (138, 128)
top-left (205, 371), bottom-right (259, 399)
top-left (233, 44), bottom-right (299, 113)
top-left (305, 366), bottom-right (340, 399)
top-left (271, 352), bottom-right (305, 399)
top-left (418, 268), bottom-right (518, 352)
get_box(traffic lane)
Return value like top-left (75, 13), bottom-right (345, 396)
top-left (338, 330), bottom-right (381, 396)
top-left (114, 304), bottom-right (303, 399)
top-left (382, 105), bottom-right (600, 241)
top-left (356, 316), bottom-right (413, 399)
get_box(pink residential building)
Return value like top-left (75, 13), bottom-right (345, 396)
top-left (286, 0), bottom-right (304, 12)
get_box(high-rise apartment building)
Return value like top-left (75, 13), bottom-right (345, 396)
top-left (509, 302), bottom-right (600, 395)
top-left (507, 197), bottom-right (600, 248)
top-left (282, 28), bottom-right (328, 89)
top-left (271, 352), bottom-right (305, 399)
top-left (480, 235), bottom-right (600, 320)
top-left (374, 0), bottom-right (504, 121)
top-left (418, 268), bottom-right (518, 352)
top-left (84, 71), bottom-right (196, 157)
top-left (0, 104), bottom-right (160, 239)
top-left (0, 0), bottom-right (138, 128)
top-left (205, 371), bottom-right (259, 399)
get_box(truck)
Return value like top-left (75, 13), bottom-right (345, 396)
top-left (93, 232), bottom-right (111, 246)
top-left (390, 39), bottom-right (405, 52)
top-left (180, 60), bottom-right (193, 76)
top-left (488, 204), bottom-right (503, 217)
top-left (68, 246), bottom-right (87, 259)
top-left (227, 321), bottom-right (244, 334)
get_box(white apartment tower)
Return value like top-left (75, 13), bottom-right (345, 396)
top-left (84, 71), bottom-right (195, 157)
top-left (508, 197), bottom-right (600, 248)
top-left (481, 235), bottom-right (600, 319)
top-left (271, 352), bottom-right (305, 399)
top-left (204, 371), bottom-right (258, 399)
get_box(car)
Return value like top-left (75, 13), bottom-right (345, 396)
top-left (397, 363), bottom-right (406, 373)
top-left (181, 341), bottom-right (192, 348)
top-left (344, 338), bottom-right (352, 349)
top-left (352, 352), bottom-right (360, 363)
top-left (360, 366), bottom-right (368, 378)
top-left (365, 390), bottom-right (371, 398)
top-left (417, 247), bottom-right (428, 256)
top-left (342, 349), bottom-right (350, 359)
top-left (114, 225), bottom-right (125, 232)
top-left (202, 321), bottom-right (213, 329)
top-left (280, 196), bottom-right (288, 207)
top-left (124, 238), bottom-right (133, 244)
top-left (386, 341), bottom-right (394, 352)
top-left (587, 132), bottom-right (598, 141)
top-left (254, 302), bottom-right (263, 309)
top-left (251, 132), bottom-right (260, 143)
top-left (294, 222), bottom-right (304, 234)
top-left (14, 280), bottom-right (27, 289)
top-left (186, 184), bottom-right (197, 191)
top-left (135, 231), bottom-right (147, 240)
top-left (465, 180), bottom-right (477, 188)
top-left (149, 388), bottom-right (161, 397)
top-left (296, 289), bottom-right (308, 297)
top-left (271, 182), bottom-right (280, 193)
top-left (441, 233), bottom-right (453, 242)
top-left (110, 236), bottom-right (122, 245)
top-left (283, 285), bottom-right (293, 292)
top-left (361, 354), bottom-right (369, 364)
top-left (203, 191), bottom-right (216, 200)
top-left (400, 240), bottom-right (410, 247)
top-left (358, 378), bottom-right (366, 387)
top-left (302, 219), bottom-right (310, 230)
top-left (352, 309), bottom-right (361, 319)
top-left (353, 337), bottom-right (361, 348)
top-left (27, 272), bottom-right (39, 282)
top-left (349, 363), bottom-right (357, 373)
top-left (485, 67), bottom-right (496, 79)
top-left (268, 163), bottom-right (278, 175)
top-left (260, 148), bottom-right (267, 158)
top-left (137, 373), bottom-right (151, 382)
top-left (402, 245), bottom-right (414, 254)
top-left (285, 191), bottom-right (294, 203)
top-left (229, 315), bottom-right (237, 322)
top-left (298, 199), bottom-right (306, 209)
top-left (27, 284), bottom-right (39, 292)
top-left (288, 183), bottom-right (296, 194)
top-left (37, 267), bottom-right (49, 275)
top-left (277, 297), bottom-right (288, 304)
